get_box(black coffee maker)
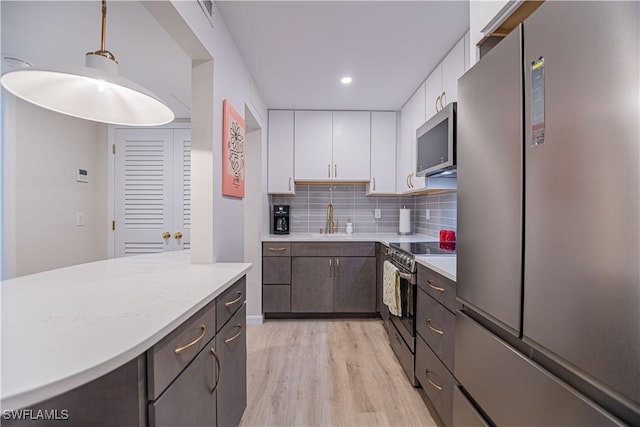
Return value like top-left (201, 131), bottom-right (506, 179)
top-left (273, 205), bottom-right (290, 234)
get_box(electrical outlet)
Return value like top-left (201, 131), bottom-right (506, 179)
top-left (374, 208), bottom-right (381, 219)
top-left (425, 209), bottom-right (430, 220)
top-left (76, 212), bottom-right (85, 226)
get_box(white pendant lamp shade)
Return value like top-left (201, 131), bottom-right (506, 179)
top-left (0, 2), bottom-right (175, 126)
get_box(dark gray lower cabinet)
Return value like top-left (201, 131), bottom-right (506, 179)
top-left (263, 285), bottom-right (291, 312)
top-left (333, 256), bottom-right (376, 312)
top-left (291, 257), bottom-right (334, 312)
top-left (216, 305), bottom-right (247, 427)
top-left (149, 341), bottom-right (217, 427)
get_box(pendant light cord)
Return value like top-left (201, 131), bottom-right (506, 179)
top-left (87, 0), bottom-right (117, 63)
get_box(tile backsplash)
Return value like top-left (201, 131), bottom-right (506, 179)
top-left (271, 184), bottom-right (457, 238)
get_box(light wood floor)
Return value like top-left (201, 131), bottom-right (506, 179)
top-left (239, 319), bottom-right (436, 427)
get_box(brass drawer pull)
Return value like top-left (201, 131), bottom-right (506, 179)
top-left (426, 319), bottom-right (444, 335)
top-left (210, 347), bottom-right (221, 395)
top-left (425, 370), bottom-right (443, 391)
top-left (174, 324), bottom-right (207, 354)
top-left (224, 291), bottom-right (244, 307)
top-left (427, 281), bottom-right (445, 292)
top-left (224, 325), bottom-right (243, 344)
top-left (268, 247), bottom-right (287, 253)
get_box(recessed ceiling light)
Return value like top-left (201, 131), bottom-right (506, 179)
top-left (340, 76), bottom-right (352, 84)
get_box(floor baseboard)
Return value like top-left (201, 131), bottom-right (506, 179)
top-left (246, 314), bottom-right (264, 325)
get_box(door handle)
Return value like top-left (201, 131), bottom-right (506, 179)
top-left (210, 347), bottom-right (221, 395)
top-left (334, 164), bottom-right (337, 178)
top-left (372, 177), bottom-right (376, 191)
top-left (174, 231), bottom-right (183, 240)
top-left (224, 291), bottom-right (244, 307)
top-left (329, 258), bottom-right (332, 277)
top-left (409, 173), bottom-right (414, 188)
top-left (435, 95), bottom-right (441, 112)
top-left (174, 324), bottom-right (207, 354)
top-left (288, 177), bottom-right (292, 191)
top-left (336, 258), bottom-right (340, 276)
top-left (224, 325), bottom-right (243, 344)
top-left (427, 281), bottom-right (445, 292)
top-left (268, 247), bottom-right (287, 253)
top-left (328, 164), bottom-right (331, 178)
top-left (162, 231), bottom-right (171, 239)
top-left (425, 370), bottom-right (443, 391)
top-left (426, 319), bottom-right (444, 335)
top-left (406, 174), bottom-right (411, 190)
top-left (440, 91), bottom-right (446, 109)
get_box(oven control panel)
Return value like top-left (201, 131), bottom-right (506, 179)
top-left (387, 246), bottom-right (416, 273)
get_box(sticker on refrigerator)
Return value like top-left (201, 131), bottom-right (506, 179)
top-left (531, 56), bottom-right (545, 146)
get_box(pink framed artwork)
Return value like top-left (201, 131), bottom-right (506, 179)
top-left (222, 99), bottom-right (245, 198)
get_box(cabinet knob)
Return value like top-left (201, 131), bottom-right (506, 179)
top-left (174, 231), bottom-right (183, 240)
top-left (162, 231), bottom-right (171, 239)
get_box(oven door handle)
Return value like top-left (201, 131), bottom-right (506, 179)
top-left (396, 270), bottom-right (416, 284)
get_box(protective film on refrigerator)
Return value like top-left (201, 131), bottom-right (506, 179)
top-left (531, 56), bottom-right (545, 146)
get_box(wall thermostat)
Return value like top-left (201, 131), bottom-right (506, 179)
top-left (76, 168), bottom-right (88, 183)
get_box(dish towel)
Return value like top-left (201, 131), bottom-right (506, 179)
top-left (383, 260), bottom-right (402, 316)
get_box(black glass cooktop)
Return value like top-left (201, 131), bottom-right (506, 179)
top-left (390, 241), bottom-right (456, 256)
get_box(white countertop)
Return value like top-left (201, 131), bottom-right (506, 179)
top-left (1, 251), bottom-right (251, 411)
top-left (263, 233), bottom-right (457, 281)
top-left (415, 256), bottom-right (456, 282)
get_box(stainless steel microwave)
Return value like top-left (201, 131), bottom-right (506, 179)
top-left (416, 102), bottom-right (456, 177)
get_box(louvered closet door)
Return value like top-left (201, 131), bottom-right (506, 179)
top-left (114, 129), bottom-right (174, 257)
top-left (173, 129), bottom-right (191, 251)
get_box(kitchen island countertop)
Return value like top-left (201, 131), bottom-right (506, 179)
top-left (1, 251), bottom-right (251, 411)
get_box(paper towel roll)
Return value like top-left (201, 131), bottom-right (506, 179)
top-left (399, 208), bottom-right (411, 234)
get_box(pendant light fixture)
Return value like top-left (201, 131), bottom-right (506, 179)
top-left (0, 1), bottom-right (174, 126)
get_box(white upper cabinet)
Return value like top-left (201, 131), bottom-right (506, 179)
top-left (294, 111), bottom-right (333, 181)
top-left (294, 110), bottom-right (371, 182)
top-left (441, 37), bottom-right (466, 109)
top-left (332, 111), bottom-right (371, 181)
top-left (425, 35), bottom-right (466, 122)
top-left (397, 83), bottom-right (426, 193)
top-left (367, 112), bottom-right (397, 195)
top-left (268, 110), bottom-right (295, 194)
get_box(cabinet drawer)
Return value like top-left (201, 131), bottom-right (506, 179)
top-left (417, 264), bottom-right (459, 313)
top-left (217, 277), bottom-right (246, 332)
top-left (263, 257), bottom-right (291, 284)
top-left (416, 335), bottom-right (455, 427)
top-left (149, 340), bottom-right (217, 427)
top-left (263, 285), bottom-right (291, 313)
top-left (291, 242), bottom-right (375, 257)
top-left (147, 301), bottom-right (216, 400)
top-left (416, 287), bottom-right (456, 371)
top-left (216, 305), bottom-right (247, 427)
top-left (453, 386), bottom-right (490, 427)
top-left (262, 242), bottom-right (291, 257)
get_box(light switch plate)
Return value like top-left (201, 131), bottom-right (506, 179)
top-left (76, 212), bottom-right (85, 226)
top-left (374, 208), bottom-right (381, 219)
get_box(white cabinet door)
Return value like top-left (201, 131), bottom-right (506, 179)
top-left (173, 129), bottom-right (191, 251)
top-left (332, 111), bottom-right (371, 181)
top-left (294, 111), bottom-right (333, 181)
top-left (268, 110), bottom-right (295, 194)
top-left (114, 128), bottom-right (190, 257)
top-left (397, 102), bottom-right (413, 193)
top-left (368, 112), bottom-right (397, 194)
top-left (425, 64), bottom-right (443, 121)
top-left (441, 37), bottom-right (466, 107)
top-left (398, 83), bottom-right (426, 193)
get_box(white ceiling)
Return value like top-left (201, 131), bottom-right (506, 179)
top-left (216, 1), bottom-right (470, 111)
top-left (2, 1), bottom-right (470, 119)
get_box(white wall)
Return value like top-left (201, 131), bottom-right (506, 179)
top-left (7, 99), bottom-right (107, 277)
top-left (162, 1), bottom-right (268, 317)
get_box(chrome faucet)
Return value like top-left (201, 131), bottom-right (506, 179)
top-left (326, 203), bottom-right (335, 234)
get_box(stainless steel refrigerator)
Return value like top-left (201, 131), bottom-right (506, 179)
top-left (455, 2), bottom-right (639, 425)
